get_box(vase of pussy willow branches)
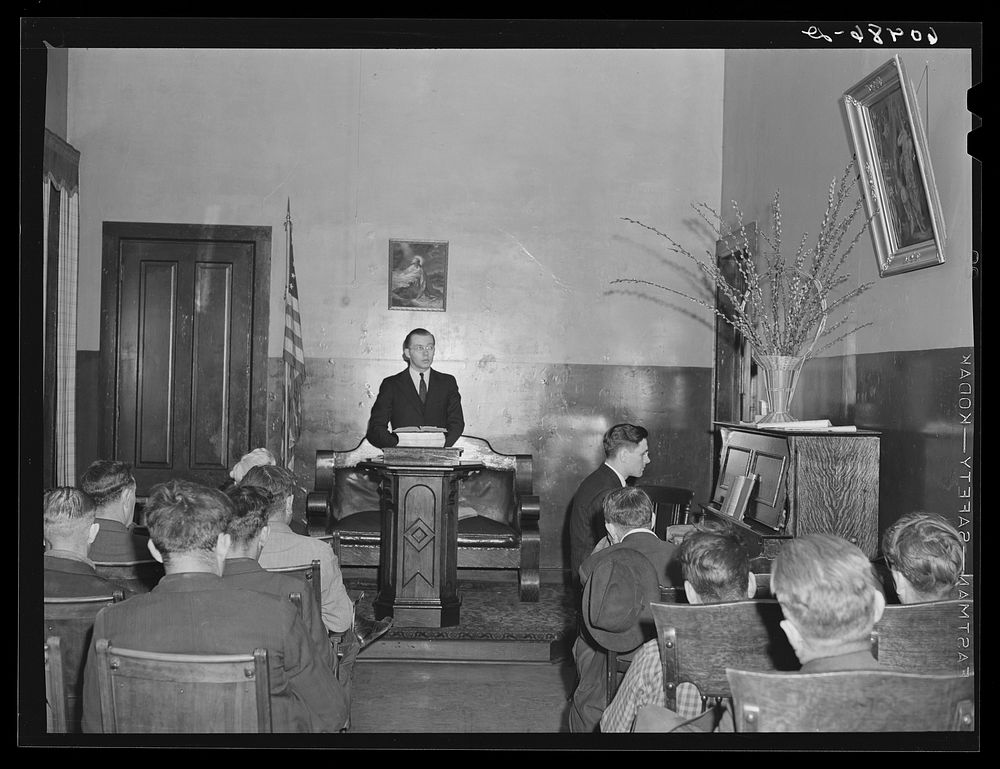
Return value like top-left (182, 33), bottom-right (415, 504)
top-left (614, 160), bottom-right (876, 424)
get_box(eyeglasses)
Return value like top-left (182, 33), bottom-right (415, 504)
top-left (409, 345), bottom-right (435, 353)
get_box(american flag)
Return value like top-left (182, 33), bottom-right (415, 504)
top-left (283, 204), bottom-right (306, 468)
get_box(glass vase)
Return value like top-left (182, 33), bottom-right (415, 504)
top-left (755, 354), bottom-right (806, 424)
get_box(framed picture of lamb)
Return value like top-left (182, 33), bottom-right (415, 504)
top-left (841, 55), bottom-right (946, 277)
top-left (388, 239), bottom-right (449, 311)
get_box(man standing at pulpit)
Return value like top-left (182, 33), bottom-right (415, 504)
top-left (366, 327), bottom-right (465, 448)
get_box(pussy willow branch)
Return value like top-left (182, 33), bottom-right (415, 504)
top-left (618, 161), bottom-right (875, 359)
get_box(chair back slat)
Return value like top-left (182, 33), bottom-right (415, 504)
top-left (43, 592), bottom-right (123, 732)
top-left (94, 638), bottom-right (273, 733)
top-left (44, 637), bottom-right (68, 733)
top-left (264, 559), bottom-right (322, 618)
top-left (727, 668), bottom-right (976, 732)
top-left (651, 599), bottom-right (797, 710)
top-left (606, 649), bottom-right (636, 705)
top-left (872, 599), bottom-right (975, 674)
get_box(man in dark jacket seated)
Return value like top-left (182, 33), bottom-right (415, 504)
top-left (44, 487), bottom-right (131, 598)
top-left (568, 423), bottom-right (651, 585)
top-left (81, 479), bottom-right (349, 733)
top-left (79, 459), bottom-right (149, 562)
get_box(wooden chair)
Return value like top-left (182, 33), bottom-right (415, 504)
top-left (265, 560), bottom-right (342, 661)
top-left (308, 435), bottom-right (542, 600)
top-left (872, 599), bottom-right (975, 675)
top-left (726, 668), bottom-right (976, 732)
top-left (45, 636), bottom-right (68, 733)
top-left (93, 638), bottom-right (273, 733)
top-left (43, 591), bottom-right (125, 733)
top-left (650, 599), bottom-right (798, 712)
top-left (606, 648), bottom-right (636, 705)
top-left (638, 485), bottom-right (694, 539)
top-left (264, 559), bottom-right (323, 619)
top-left (92, 559), bottom-right (165, 594)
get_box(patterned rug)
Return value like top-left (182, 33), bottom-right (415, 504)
top-left (346, 579), bottom-right (578, 643)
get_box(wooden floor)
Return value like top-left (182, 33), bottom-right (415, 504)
top-left (350, 657), bottom-right (577, 733)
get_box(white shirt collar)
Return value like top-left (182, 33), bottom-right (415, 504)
top-left (604, 462), bottom-right (627, 487)
top-left (409, 366), bottom-right (431, 392)
top-left (622, 527), bottom-right (656, 540)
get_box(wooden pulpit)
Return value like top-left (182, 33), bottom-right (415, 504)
top-left (361, 451), bottom-right (484, 628)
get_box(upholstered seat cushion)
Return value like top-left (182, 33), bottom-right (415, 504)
top-left (332, 467), bottom-right (517, 530)
top-left (332, 510), bottom-right (519, 548)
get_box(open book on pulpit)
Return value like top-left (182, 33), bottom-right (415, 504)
top-left (393, 426), bottom-right (447, 447)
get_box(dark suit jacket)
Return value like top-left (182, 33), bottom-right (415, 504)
top-left (569, 463), bottom-right (624, 580)
top-left (44, 554), bottom-right (132, 598)
top-left (87, 518), bottom-right (150, 563)
top-left (81, 572), bottom-right (348, 733)
top-left (587, 530), bottom-right (682, 589)
top-left (365, 367), bottom-right (465, 448)
top-left (222, 557), bottom-right (335, 670)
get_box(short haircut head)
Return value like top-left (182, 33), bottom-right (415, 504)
top-left (882, 512), bottom-right (964, 600)
top-left (771, 533), bottom-right (881, 646)
top-left (403, 328), bottom-right (434, 349)
top-left (44, 487), bottom-right (96, 540)
top-left (225, 485), bottom-right (273, 546)
top-left (603, 486), bottom-right (654, 529)
top-left (240, 464), bottom-right (296, 520)
top-left (678, 529), bottom-right (750, 602)
top-left (79, 460), bottom-right (135, 507)
top-left (145, 479), bottom-right (233, 558)
top-left (602, 423), bottom-right (647, 459)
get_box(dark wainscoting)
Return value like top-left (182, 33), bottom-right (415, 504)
top-left (78, 347), bottom-right (976, 578)
top-left (796, 347), bottom-right (976, 556)
top-left (268, 357), bottom-right (715, 574)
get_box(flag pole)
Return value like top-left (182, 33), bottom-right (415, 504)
top-left (283, 198), bottom-right (292, 467)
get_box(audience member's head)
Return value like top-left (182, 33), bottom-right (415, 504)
top-left (229, 447), bottom-right (277, 483)
top-left (144, 479), bottom-right (234, 574)
top-left (602, 423), bottom-right (650, 479)
top-left (224, 484), bottom-right (273, 559)
top-left (240, 464), bottom-right (297, 523)
top-left (678, 528), bottom-right (755, 604)
top-left (44, 487), bottom-right (99, 554)
top-left (882, 512), bottom-right (964, 604)
top-left (79, 459), bottom-right (137, 525)
top-left (771, 534), bottom-right (885, 664)
top-left (603, 486), bottom-right (655, 543)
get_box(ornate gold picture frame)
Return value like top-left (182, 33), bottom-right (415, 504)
top-left (841, 55), bottom-right (946, 277)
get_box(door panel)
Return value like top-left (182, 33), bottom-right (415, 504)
top-left (101, 224), bottom-right (271, 495)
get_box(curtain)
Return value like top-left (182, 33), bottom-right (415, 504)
top-left (42, 129), bottom-right (80, 486)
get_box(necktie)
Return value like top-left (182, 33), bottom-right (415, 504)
top-left (419, 373), bottom-right (427, 404)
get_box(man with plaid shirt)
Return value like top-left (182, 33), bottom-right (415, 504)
top-left (600, 525), bottom-right (756, 732)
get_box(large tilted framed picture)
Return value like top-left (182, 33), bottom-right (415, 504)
top-left (841, 55), bottom-right (946, 277)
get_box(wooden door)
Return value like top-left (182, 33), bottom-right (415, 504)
top-left (100, 223), bottom-right (271, 495)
